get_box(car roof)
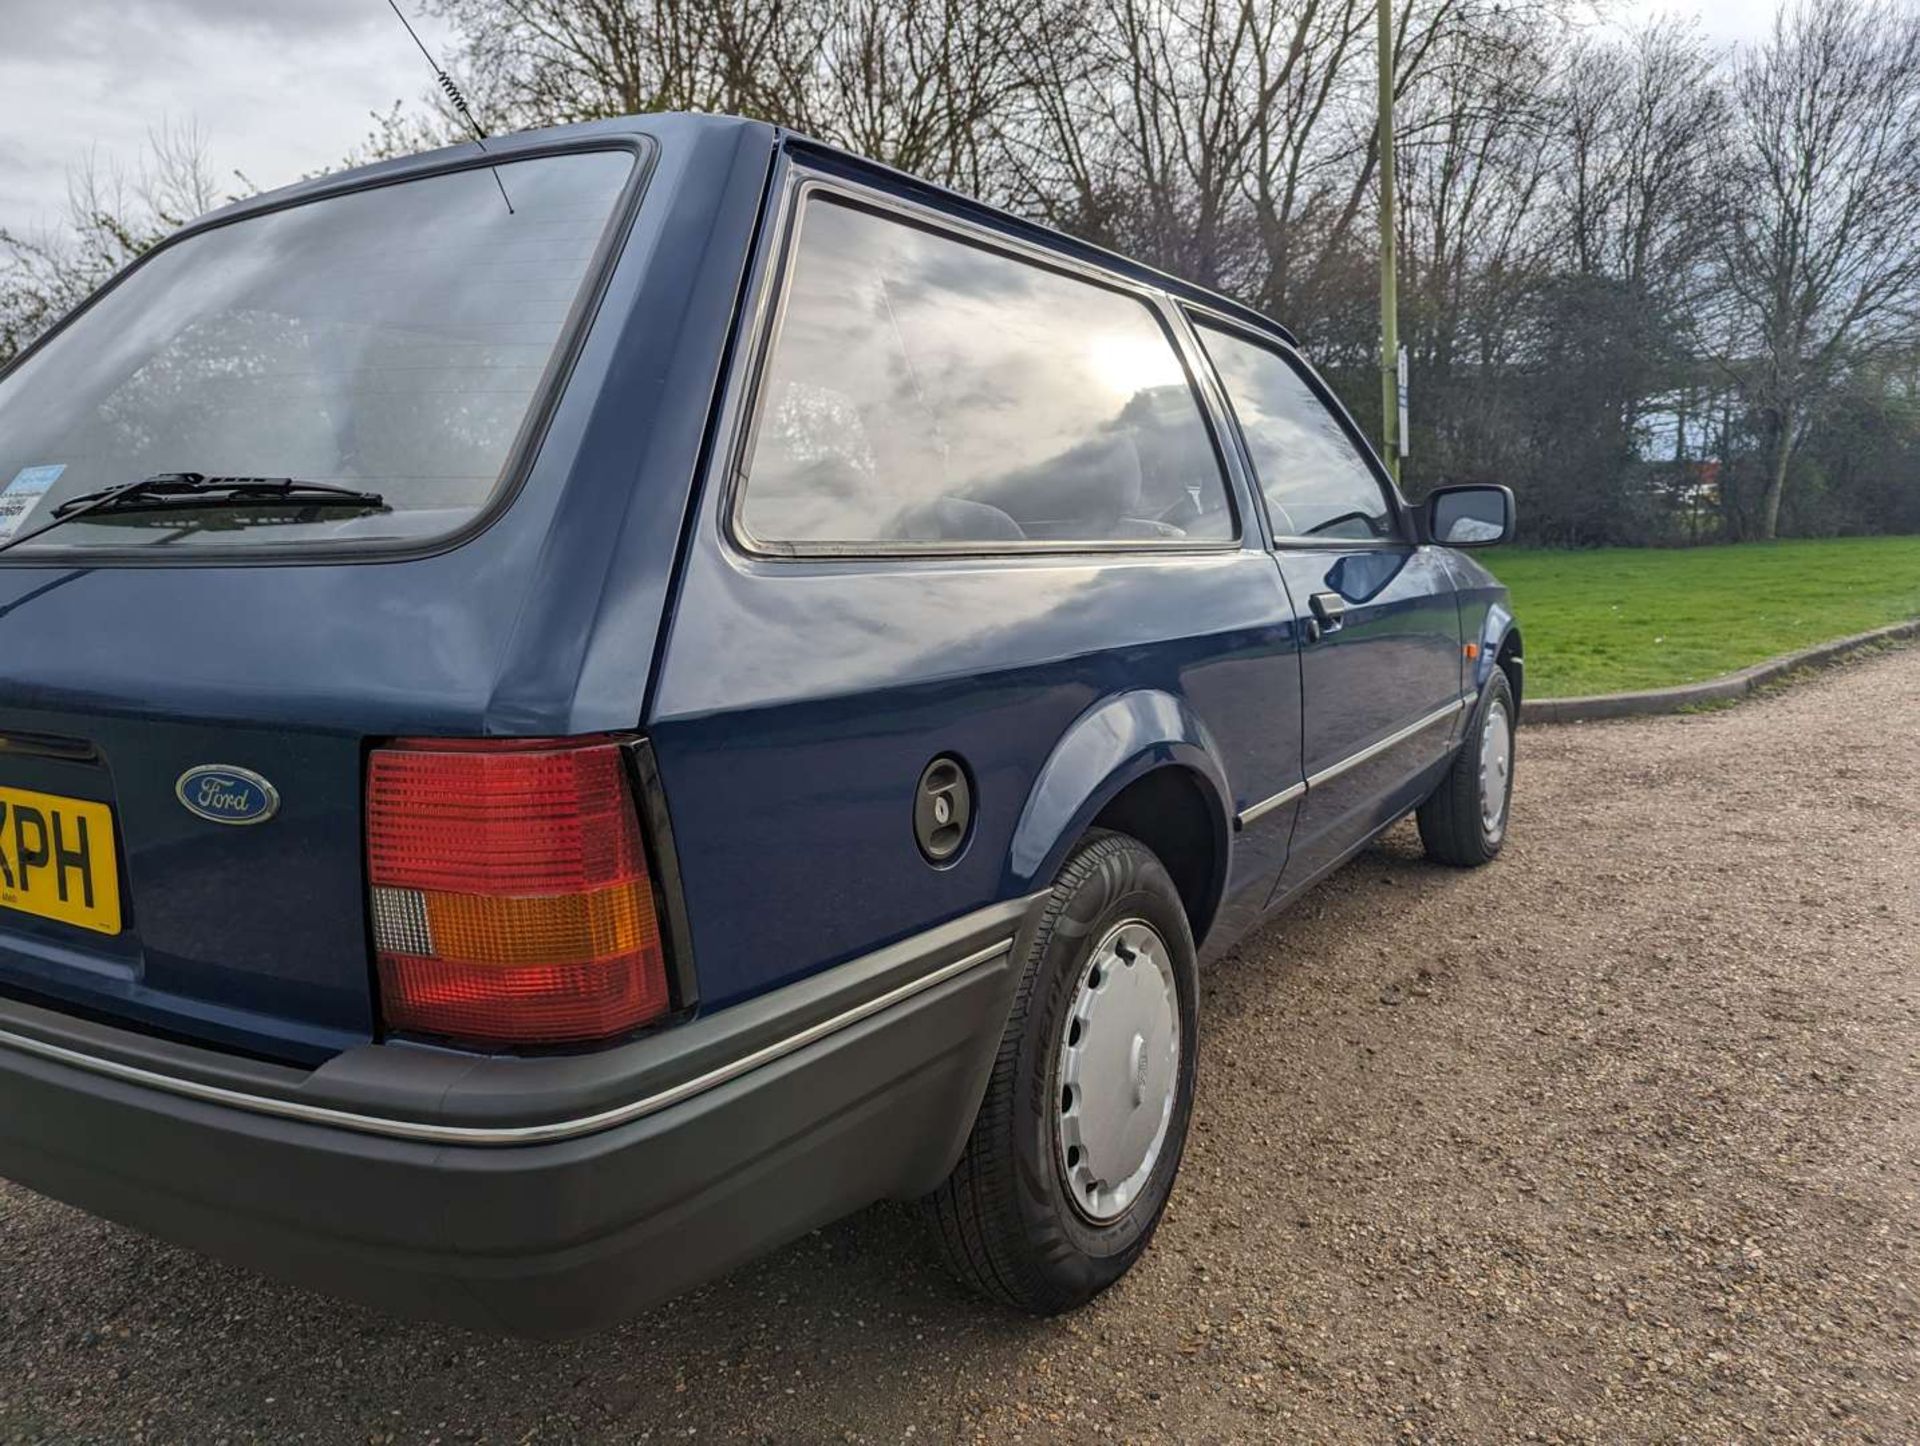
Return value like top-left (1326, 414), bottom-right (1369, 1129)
top-left (193, 111), bottom-right (1296, 349)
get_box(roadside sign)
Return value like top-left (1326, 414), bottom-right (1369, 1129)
top-left (1397, 347), bottom-right (1410, 460)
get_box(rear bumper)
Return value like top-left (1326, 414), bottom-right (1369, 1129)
top-left (0, 899), bottom-right (1033, 1336)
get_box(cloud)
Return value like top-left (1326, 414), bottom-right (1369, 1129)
top-left (1614, 1), bottom-right (1774, 45)
top-left (0, 0), bottom-right (457, 234)
top-left (7, 0), bottom-right (408, 52)
top-left (146, 0), bottom-right (405, 34)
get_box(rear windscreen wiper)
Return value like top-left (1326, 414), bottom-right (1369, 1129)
top-left (0, 473), bottom-right (388, 558)
top-left (54, 473), bottom-right (388, 517)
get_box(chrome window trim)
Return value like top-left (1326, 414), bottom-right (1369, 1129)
top-left (1233, 694), bottom-right (1471, 829)
top-left (0, 937), bottom-right (1014, 1149)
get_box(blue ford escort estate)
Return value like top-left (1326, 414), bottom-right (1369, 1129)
top-left (0, 114), bottom-right (1521, 1335)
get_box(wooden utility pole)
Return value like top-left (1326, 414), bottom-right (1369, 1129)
top-left (1377, 0), bottom-right (1401, 480)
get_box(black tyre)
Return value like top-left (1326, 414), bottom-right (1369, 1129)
top-left (1418, 668), bottom-right (1516, 867)
top-left (924, 830), bottom-right (1198, 1314)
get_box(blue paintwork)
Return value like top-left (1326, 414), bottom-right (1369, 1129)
top-left (1008, 691), bottom-right (1231, 889)
top-left (645, 547), bottom-right (1306, 1008)
top-left (1447, 551), bottom-right (1524, 703)
top-left (1268, 544), bottom-right (1467, 895)
top-left (0, 113), bottom-right (1516, 1063)
top-left (0, 116), bottom-right (776, 1061)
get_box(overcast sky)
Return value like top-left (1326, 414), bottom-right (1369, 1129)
top-left (0, 0), bottom-right (1774, 242)
top-left (1618, 0), bottom-right (1779, 40)
top-left (0, 0), bottom-right (459, 239)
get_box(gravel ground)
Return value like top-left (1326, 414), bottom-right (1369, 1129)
top-left (2, 646), bottom-right (1916, 1444)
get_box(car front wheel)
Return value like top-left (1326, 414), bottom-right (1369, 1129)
top-left (1418, 668), bottom-right (1516, 866)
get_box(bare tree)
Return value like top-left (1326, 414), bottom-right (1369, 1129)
top-left (785, 0), bottom-right (1051, 190)
top-left (1398, 9), bottom-right (1555, 371)
top-left (9, 0), bottom-right (1920, 544)
top-left (1005, 0), bottom-right (1572, 338)
top-left (427, 0), bottom-right (780, 123)
top-left (0, 121), bottom-right (228, 364)
top-left (427, 0), bottom-right (1056, 186)
top-left (1557, 20), bottom-right (1725, 301)
top-left (1504, 19), bottom-right (1728, 539)
top-left (1385, 8), bottom-right (1555, 509)
top-left (1001, 0), bottom-right (1271, 288)
top-left (1716, 0), bottom-right (1920, 539)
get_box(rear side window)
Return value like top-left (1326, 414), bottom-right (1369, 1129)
top-left (1196, 323), bottom-right (1398, 542)
top-left (737, 195), bottom-right (1233, 550)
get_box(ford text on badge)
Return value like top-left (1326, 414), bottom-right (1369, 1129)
top-left (175, 766), bottom-right (280, 826)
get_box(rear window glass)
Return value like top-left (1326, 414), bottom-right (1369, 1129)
top-left (737, 196), bottom-right (1233, 550)
top-left (0, 149), bottom-right (634, 557)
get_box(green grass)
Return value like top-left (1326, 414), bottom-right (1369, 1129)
top-left (1488, 537), bottom-right (1920, 699)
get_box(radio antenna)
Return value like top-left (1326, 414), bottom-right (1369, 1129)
top-left (383, 0), bottom-right (514, 214)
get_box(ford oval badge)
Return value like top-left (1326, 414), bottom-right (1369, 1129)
top-left (175, 765), bottom-right (280, 825)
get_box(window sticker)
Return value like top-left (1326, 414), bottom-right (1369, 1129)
top-left (0, 465), bottom-right (65, 542)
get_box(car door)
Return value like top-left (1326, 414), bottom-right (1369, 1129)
top-left (1189, 318), bottom-right (1466, 896)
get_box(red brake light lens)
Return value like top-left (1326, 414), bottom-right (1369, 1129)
top-left (366, 738), bottom-right (671, 1044)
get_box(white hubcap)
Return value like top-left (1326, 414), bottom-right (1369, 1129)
top-left (1056, 919), bottom-right (1181, 1223)
top-left (1480, 700), bottom-right (1512, 836)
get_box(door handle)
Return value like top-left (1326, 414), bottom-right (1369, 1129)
top-left (1309, 592), bottom-right (1347, 635)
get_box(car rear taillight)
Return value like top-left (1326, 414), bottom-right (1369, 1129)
top-left (366, 737), bottom-right (671, 1045)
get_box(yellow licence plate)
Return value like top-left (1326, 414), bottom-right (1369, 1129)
top-left (0, 786), bottom-right (121, 935)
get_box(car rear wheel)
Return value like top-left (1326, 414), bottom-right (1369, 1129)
top-left (923, 830), bottom-right (1198, 1314)
top-left (1418, 668), bottom-right (1516, 867)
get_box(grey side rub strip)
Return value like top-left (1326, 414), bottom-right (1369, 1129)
top-left (0, 938), bottom-right (1014, 1148)
top-left (1235, 695), bottom-right (1470, 829)
top-left (14, 694), bottom-right (1474, 1134)
top-left (1305, 697), bottom-right (1469, 789)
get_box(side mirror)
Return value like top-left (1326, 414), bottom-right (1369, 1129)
top-left (1426, 484), bottom-right (1515, 548)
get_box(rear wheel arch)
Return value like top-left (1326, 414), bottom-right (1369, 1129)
top-left (1088, 767), bottom-right (1225, 948)
top-left (1006, 690), bottom-right (1233, 952)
